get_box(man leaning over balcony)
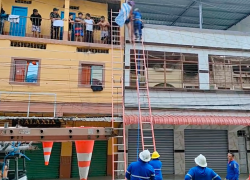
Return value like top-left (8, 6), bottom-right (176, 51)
top-left (50, 8), bottom-right (61, 40)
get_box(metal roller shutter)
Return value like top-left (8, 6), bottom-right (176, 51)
top-left (71, 141), bottom-right (108, 178)
top-left (9, 143), bottom-right (61, 180)
top-left (128, 129), bottom-right (174, 174)
top-left (185, 129), bottom-right (228, 173)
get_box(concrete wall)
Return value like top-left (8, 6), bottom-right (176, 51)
top-left (229, 16), bottom-right (250, 33)
top-left (0, 39), bottom-right (122, 103)
top-left (125, 25), bottom-right (250, 88)
top-left (125, 89), bottom-right (250, 111)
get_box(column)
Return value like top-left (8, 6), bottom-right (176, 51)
top-left (59, 142), bottom-right (72, 178)
top-left (228, 131), bottom-right (239, 163)
top-left (174, 125), bottom-right (187, 174)
top-left (63, 0), bottom-right (70, 41)
top-left (198, 51), bottom-right (209, 90)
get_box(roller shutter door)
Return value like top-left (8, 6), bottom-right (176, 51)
top-left (9, 143), bottom-right (61, 180)
top-left (128, 129), bottom-right (174, 174)
top-left (71, 141), bottom-right (107, 178)
top-left (185, 129), bottom-right (228, 173)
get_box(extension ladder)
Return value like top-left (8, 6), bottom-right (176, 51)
top-left (132, 37), bottom-right (156, 152)
top-left (111, 10), bottom-right (127, 180)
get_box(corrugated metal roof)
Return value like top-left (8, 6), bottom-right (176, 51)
top-left (135, 0), bottom-right (250, 30)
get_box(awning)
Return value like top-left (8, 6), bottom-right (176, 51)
top-left (124, 115), bottom-right (250, 125)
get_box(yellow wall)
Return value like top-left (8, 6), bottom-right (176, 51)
top-left (0, 39), bottom-right (122, 103)
top-left (2, 0), bottom-right (108, 38)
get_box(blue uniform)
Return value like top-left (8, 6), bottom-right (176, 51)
top-left (149, 159), bottom-right (162, 180)
top-left (126, 159), bottom-right (155, 180)
top-left (133, 11), bottom-right (142, 38)
top-left (226, 160), bottom-right (239, 180)
top-left (185, 166), bottom-right (221, 180)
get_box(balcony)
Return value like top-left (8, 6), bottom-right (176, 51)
top-left (0, 0), bottom-right (121, 47)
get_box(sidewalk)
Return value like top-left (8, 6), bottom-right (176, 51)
top-left (87, 174), bottom-right (249, 180)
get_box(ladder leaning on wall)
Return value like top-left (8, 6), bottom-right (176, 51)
top-left (110, 10), bottom-right (127, 180)
top-left (132, 36), bottom-right (156, 152)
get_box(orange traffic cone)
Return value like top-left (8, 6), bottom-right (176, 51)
top-left (42, 142), bottom-right (53, 166)
top-left (75, 140), bottom-right (94, 180)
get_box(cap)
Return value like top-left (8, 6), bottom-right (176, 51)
top-left (53, 8), bottom-right (59, 11)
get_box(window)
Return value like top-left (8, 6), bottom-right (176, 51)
top-left (209, 55), bottom-right (250, 90)
top-left (130, 50), bottom-right (199, 89)
top-left (10, 59), bottom-right (40, 85)
top-left (79, 63), bottom-right (104, 87)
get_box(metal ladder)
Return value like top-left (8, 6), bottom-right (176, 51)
top-left (111, 10), bottom-right (127, 180)
top-left (132, 38), bottom-right (156, 152)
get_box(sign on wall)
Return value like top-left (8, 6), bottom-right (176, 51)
top-left (12, 119), bottom-right (61, 128)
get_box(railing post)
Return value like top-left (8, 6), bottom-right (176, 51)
top-left (54, 94), bottom-right (57, 117)
top-left (27, 93), bottom-right (31, 117)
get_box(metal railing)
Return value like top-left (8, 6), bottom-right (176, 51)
top-left (1, 15), bottom-right (120, 45)
top-left (0, 91), bottom-right (57, 117)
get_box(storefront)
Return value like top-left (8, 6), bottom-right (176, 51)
top-left (128, 129), bottom-right (175, 174)
top-left (184, 129), bottom-right (228, 174)
top-left (71, 141), bottom-right (108, 178)
top-left (9, 143), bottom-right (61, 180)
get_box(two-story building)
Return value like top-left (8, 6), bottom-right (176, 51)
top-left (122, 1), bottom-right (250, 178)
top-left (0, 0), bottom-right (123, 179)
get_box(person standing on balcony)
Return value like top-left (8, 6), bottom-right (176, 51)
top-left (30, 9), bottom-right (42, 38)
top-left (97, 16), bottom-right (110, 44)
top-left (85, 13), bottom-right (94, 43)
top-left (226, 152), bottom-right (239, 180)
top-left (50, 8), bottom-right (61, 40)
top-left (68, 14), bottom-right (74, 41)
top-left (75, 12), bottom-right (84, 42)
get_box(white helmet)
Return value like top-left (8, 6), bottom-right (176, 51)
top-left (139, 149), bottom-right (151, 162)
top-left (195, 154), bottom-right (207, 167)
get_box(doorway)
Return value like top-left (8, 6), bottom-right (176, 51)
top-left (60, 11), bottom-right (76, 40)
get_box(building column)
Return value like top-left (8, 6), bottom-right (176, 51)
top-left (63, 0), bottom-right (70, 41)
top-left (174, 125), bottom-right (187, 174)
top-left (198, 51), bottom-right (209, 90)
top-left (59, 142), bottom-right (72, 178)
top-left (228, 131), bottom-right (239, 163)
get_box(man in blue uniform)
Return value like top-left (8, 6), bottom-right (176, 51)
top-left (133, 8), bottom-right (143, 41)
top-left (226, 152), bottom-right (239, 180)
top-left (149, 151), bottom-right (162, 180)
top-left (185, 154), bottom-right (221, 180)
top-left (126, 149), bottom-right (155, 180)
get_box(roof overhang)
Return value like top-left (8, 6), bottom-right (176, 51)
top-left (124, 115), bottom-right (250, 126)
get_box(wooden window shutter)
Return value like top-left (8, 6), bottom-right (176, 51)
top-left (14, 61), bottom-right (26, 82)
top-left (81, 65), bottom-right (91, 85)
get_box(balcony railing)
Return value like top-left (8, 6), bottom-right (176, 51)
top-left (0, 15), bottom-right (120, 45)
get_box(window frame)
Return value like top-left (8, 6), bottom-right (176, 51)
top-left (78, 61), bottom-right (105, 88)
top-left (9, 57), bottom-right (41, 86)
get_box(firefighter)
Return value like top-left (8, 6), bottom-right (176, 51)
top-left (126, 149), bottom-right (155, 180)
top-left (185, 154), bottom-right (221, 180)
top-left (149, 151), bottom-right (162, 180)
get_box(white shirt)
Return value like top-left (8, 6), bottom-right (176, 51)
top-left (85, 19), bottom-right (93, 31)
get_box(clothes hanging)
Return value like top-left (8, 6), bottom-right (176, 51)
top-left (115, 3), bottom-right (132, 27)
top-left (8, 15), bottom-right (20, 23)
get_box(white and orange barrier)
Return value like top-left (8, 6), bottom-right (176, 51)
top-left (75, 140), bottom-right (94, 180)
top-left (42, 142), bottom-right (53, 166)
